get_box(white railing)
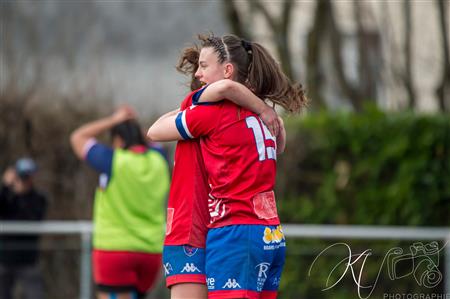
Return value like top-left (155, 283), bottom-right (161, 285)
top-left (0, 221), bottom-right (93, 299)
top-left (1, 221), bottom-right (449, 298)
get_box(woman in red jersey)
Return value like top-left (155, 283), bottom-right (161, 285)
top-left (148, 34), bottom-right (306, 299)
top-left (151, 38), bottom-right (284, 299)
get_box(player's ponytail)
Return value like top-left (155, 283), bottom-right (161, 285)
top-left (246, 42), bottom-right (307, 113)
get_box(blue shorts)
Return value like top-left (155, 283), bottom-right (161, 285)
top-left (205, 225), bottom-right (286, 299)
top-left (162, 245), bottom-right (206, 287)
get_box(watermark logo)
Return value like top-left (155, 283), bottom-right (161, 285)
top-left (383, 293), bottom-right (450, 299)
top-left (387, 242), bottom-right (442, 288)
top-left (308, 241), bottom-right (447, 299)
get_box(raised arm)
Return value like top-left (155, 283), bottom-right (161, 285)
top-left (147, 112), bottom-right (183, 142)
top-left (154, 108), bottom-right (180, 122)
top-left (197, 79), bottom-right (280, 136)
top-left (70, 106), bottom-right (135, 159)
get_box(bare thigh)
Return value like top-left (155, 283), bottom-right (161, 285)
top-left (170, 283), bottom-right (207, 299)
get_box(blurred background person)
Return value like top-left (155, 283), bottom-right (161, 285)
top-left (0, 158), bottom-right (48, 299)
top-left (70, 106), bottom-right (170, 299)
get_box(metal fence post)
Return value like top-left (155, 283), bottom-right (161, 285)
top-left (80, 231), bottom-right (92, 299)
top-left (445, 237), bottom-right (450, 296)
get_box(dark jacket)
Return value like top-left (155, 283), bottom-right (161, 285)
top-left (0, 184), bottom-right (47, 266)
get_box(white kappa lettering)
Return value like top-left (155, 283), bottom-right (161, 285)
top-left (181, 263), bottom-right (201, 273)
top-left (222, 278), bottom-right (241, 289)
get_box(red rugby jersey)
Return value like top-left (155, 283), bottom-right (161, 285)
top-left (163, 90), bottom-right (210, 248)
top-left (175, 91), bottom-right (280, 228)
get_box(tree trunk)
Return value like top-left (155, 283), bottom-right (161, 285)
top-left (403, 0), bottom-right (416, 109)
top-left (249, 0), bottom-right (294, 79)
top-left (277, 0), bottom-right (294, 80)
top-left (327, 0), bottom-right (363, 112)
top-left (306, 0), bottom-right (329, 110)
top-left (354, 0), bottom-right (377, 102)
top-left (436, 0), bottom-right (450, 112)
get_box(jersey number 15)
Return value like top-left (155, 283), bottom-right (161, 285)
top-left (246, 116), bottom-right (276, 162)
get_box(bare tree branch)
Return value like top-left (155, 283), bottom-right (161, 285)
top-left (249, 0), bottom-right (277, 32)
top-left (222, 0), bottom-right (251, 40)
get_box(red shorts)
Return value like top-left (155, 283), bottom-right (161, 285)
top-left (93, 249), bottom-right (162, 294)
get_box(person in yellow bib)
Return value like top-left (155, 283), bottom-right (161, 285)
top-left (71, 106), bottom-right (170, 299)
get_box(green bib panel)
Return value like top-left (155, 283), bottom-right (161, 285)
top-left (93, 149), bottom-right (169, 253)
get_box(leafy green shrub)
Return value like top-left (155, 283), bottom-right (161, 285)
top-left (277, 109), bottom-right (450, 226)
top-left (276, 109), bottom-right (450, 298)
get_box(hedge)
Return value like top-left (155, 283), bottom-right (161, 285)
top-left (276, 109), bottom-right (449, 298)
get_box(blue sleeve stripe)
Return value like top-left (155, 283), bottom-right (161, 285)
top-left (181, 111), bottom-right (194, 138)
top-left (192, 86), bottom-right (206, 104)
top-left (175, 111), bottom-right (193, 139)
top-left (192, 85), bottom-right (222, 106)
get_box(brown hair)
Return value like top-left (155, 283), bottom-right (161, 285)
top-left (110, 120), bottom-right (147, 149)
top-left (176, 33), bottom-right (307, 113)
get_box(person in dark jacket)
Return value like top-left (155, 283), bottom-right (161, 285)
top-left (0, 158), bottom-right (47, 299)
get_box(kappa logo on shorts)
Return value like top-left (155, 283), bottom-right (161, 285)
top-left (263, 225), bottom-right (286, 250)
top-left (183, 245), bottom-right (198, 257)
top-left (181, 263), bottom-right (201, 273)
top-left (163, 263), bottom-right (173, 275)
top-left (222, 278), bottom-right (241, 289)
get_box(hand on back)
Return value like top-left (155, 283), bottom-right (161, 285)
top-left (258, 105), bottom-right (281, 137)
